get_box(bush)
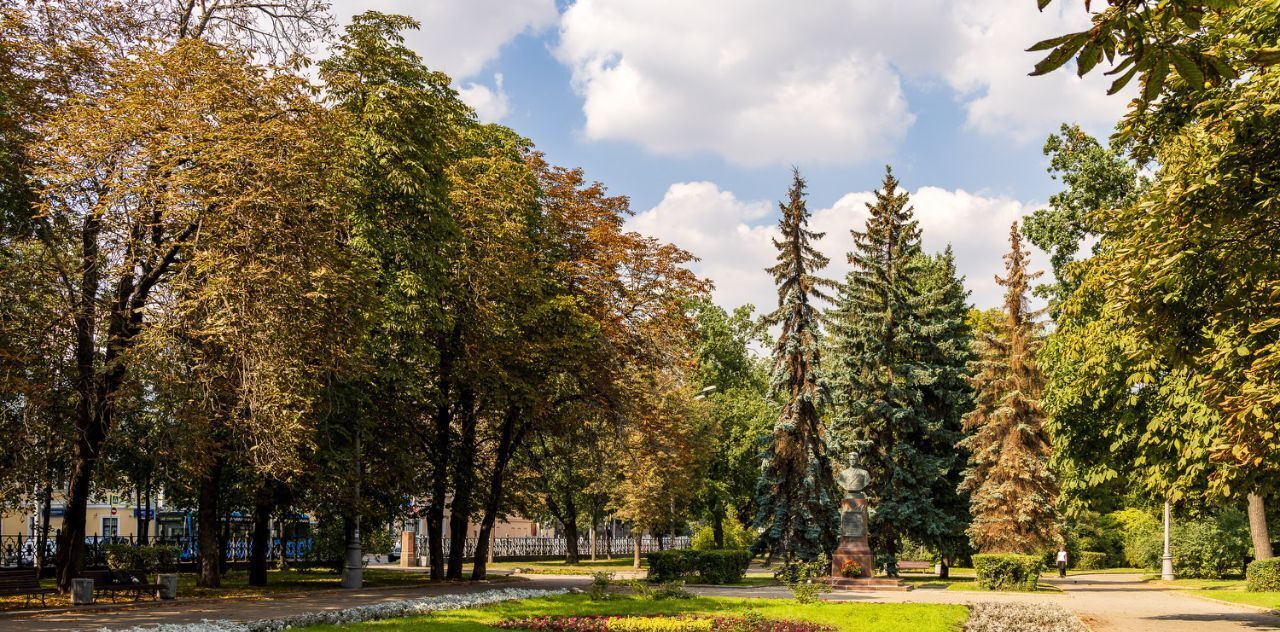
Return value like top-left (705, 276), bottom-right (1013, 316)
top-left (1247, 558), bottom-right (1280, 592)
top-left (788, 580), bottom-right (828, 604)
top-left (1075, 551), bottom-right (1109, 570)
top-left (1110, 507), bottom-right (1161, 569)
top-left (653, 580), bottom-right (693, 600)
top-left (588, 571), bottom-right (613, 600)
top-left (646, 549), bottom-right (750, 584)
top-left (690, 519), bottom-right (755, 551)
top-left (973, 553), bottom-right (1042, 591)
top-left (693, 550), bottom-right (751, 584)
top-left (647, 550), bottom-right (698, 582)
top-left (103, 544), bottom-right (180, 573)
top-left (1172, 514), bottom-right (1250, 579)
top-left (771, 555), bottom-right (829, 584)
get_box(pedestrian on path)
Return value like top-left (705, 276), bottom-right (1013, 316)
top-left (1056, 547), bottom-right (1068, 578)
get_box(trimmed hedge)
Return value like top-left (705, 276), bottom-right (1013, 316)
top-left (1247, 558), bottom-right (1280, 592)
top-left (1076, 551), bottom-right (1109, 570)
top-left (973, 553), bottom-right (1042, 591)
top-left (646, 549), bottom-right (751, 584)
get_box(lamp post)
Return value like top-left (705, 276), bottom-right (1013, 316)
top-left (1161, 500), bottom-right (1175, 581)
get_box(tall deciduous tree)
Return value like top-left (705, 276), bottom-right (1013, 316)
top-left (753, 169), bottom-right (839, 562)
top-left (959, 224), bottom-right (1059, 554)
top-left (828, 167), bottom-right (972, 573)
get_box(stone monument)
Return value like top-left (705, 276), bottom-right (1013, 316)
top-left (829, 453), bottom-right (909, 591)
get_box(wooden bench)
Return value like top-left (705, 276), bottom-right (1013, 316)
top-left (897, 561), bottom-right (934, 573)
top-left (0, 568), bottom-right (55, 607)
top-left (79, 570), bottom-right (162, 602)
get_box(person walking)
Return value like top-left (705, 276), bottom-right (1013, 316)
top-left (1056, 547), bottom-right (1068, 578)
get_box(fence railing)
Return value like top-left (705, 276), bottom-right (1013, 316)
top-left (413, 535), bottom-right (690, 561)
top-left (0, 534), bottom-right (314, 569)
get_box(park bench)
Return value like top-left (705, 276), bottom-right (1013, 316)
top-left (897, 561), bottom-right (934, 573)
top-left (0, 568), bottom-right (55, 607)
top-left (79, 570), bottom-right (163, 602)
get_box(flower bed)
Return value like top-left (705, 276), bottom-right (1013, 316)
top-left (496, 614), bottom-right (834, 632)
top-left (962, 602), bottom-right (1087, 632)
top-left (104, 587), bottom-right (569, 632)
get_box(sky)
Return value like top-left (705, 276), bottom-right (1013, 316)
top-left (327, 0), bottom-right (1132, 312)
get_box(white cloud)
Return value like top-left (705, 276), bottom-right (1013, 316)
top-left (329, 0), bottom-right (557, 78)
top-left (556, 0), bottom-right (1131, 164)
top-left (628, 180), bottom-right (1047, 314)
top-left (457, 74), bottom-right (510, 122)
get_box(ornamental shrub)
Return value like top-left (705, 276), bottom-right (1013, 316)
top-left (588, 571), bottom-right (614, 600)
top-left (647, 550), bottom-right (698, 582)
top-left (1075, 551), bottom-right (1109, 570)
top-left (694, 550), bottom-right (751, 584)
top-left (646, 549), bottom-right (750, 584)
top-left (973, 553), bottom-right (1042, 591)
top-left (1247, 558), bottom-right (1280, 592)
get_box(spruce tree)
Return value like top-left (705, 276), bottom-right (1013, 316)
top-left (828, 166), bottom-right (973, 574)
top-left (753, 168), bottom-right (840, 561)
top-left (959, 223), bottom-right (1059, 554)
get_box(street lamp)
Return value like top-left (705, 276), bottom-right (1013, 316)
top-left (1161, 500), bottom-right (1175, 580)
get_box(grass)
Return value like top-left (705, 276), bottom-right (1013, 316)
top-left (0, 567), bottom-right (470, 612)
top-left (1143, 575), bottom-right (1280, 610)
top-left (1184, 588), bottom-right (1280, 610)
top-left (485, 558), bottom-right (646, 575)
top-left (307, 593), bottom-right (968, 631)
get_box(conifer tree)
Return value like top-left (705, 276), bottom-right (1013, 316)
top-left (753, 168), bottom-right (839, 561)
top-left (959, 223), bottom-right (1059, 554)
top-left (828, 167), bottom-right (973, 574)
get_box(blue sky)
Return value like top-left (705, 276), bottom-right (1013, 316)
top-left (329, 0), bottom-right (1132, 311)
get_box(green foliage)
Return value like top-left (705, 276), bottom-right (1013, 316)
top-left (647, 550), bottom-right (699, 582)
top-left (692, 550), bottom-right (752, 585)
top-left (772, 554), bottom-right (830, 585)
top-left (1171, 513), bottom-right (1250, 579)
top-left (691, 520), bottom-right (755, 552)
top-left (1109, 509), bottom-right (1162, 569)
top-left (1247, 558), bottom-right (1280, 592)
top-left (102, 544), bottom-right (180, 573)
top-left (753, 169), bottom-right (840, 561)
top-left (588, 571), bottom-right (615, 601)
top-left (1075, 552), bottom-right (1109, 570)
top-left (788, 580), bottom-right (829, 605)
top-left (827, 166), bottom-right (974, 567)
top-left (1063, 512), bottom-right (1126, 567)
top-left (1022, 124), bottom-right (1144, 312)
top-left (646, 549), bottom-right (751, 584)
top-left (972, 554), bottom-right (1043, 592)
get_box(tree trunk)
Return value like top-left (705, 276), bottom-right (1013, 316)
top-left (1248, 492), bottom-right (1274, 560)
top-left (656, 532), bottom-right (665, 551)
top-left (55, 454), bottom-right (94, 591)
top-left (712, 507), bottom-right (725, 549)
top-left (427, 327), bottom-right (459, 581)
top-left (446, 387), bottom-right (478, 580)
top-left (563, 495), bottom-right (580, 565)
top-left (197, 455), bottom-right (225, 588)
top-left (939, 557), bottom-right (950, 579)
top-left (633, 528), bottom-right (641, 569)
top-left (471, 405), bottom-right (527, 580)
top-left (36, 481), bottom-right (52, 575)
top-left (248, 481), bottom-right (274, 587)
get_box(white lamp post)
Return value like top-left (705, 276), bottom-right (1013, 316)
top-left (1161, 500), bottom-right (1175, 580)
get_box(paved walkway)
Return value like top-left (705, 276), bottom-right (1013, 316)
top-left (3, 572), bottom-right (1277, 631)
top-left (697, 573), bottom-right (1280, 632)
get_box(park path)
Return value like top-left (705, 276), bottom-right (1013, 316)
top-left (696, 572), bottom-right (1280, 632)
top-left (3, 571), bottom-right (1277, 631)
top-left (0, 574), bottom-right (587, 632)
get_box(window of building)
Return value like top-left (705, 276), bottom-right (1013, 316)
top-left (102, 517), bottom-right (119, 539)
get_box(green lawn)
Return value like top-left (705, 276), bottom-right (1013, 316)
top-left (484, 558), bottom-right (645, 575)
top-left (309, 594), bottom-right (967, 631)
top-left (1184, 588), bottom-right (1280, 610)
